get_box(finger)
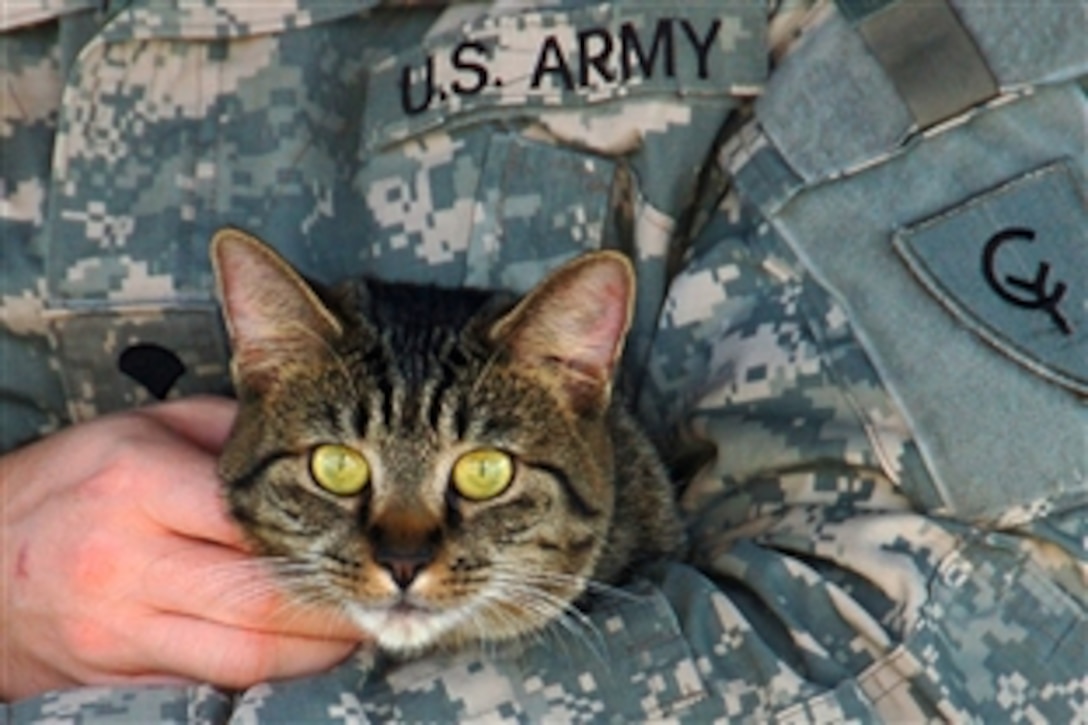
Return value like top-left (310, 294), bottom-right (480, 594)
top-left (141, 541), bottom-right (362, 640)
top-left (141, 396), bottom-right (239, 453)
top-left (142, 612), bottom-right (358, 690)
top-left (134, 442), bottom-right (247, 548)
top-left (87, 673), bottom-right (198, 690)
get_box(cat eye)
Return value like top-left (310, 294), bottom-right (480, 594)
top-left (310, 444), bottom-right (370, 496)
top-left (451, 448), bottom-right (514, 501)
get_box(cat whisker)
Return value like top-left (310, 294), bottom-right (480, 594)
top-left (197, 555), bottom-right (334, 612)
top-left (498, 591), bottom-right (609, 668)
top-left (468, 588), bottom-right (554, 655)
top-left (198, 553), bottom-right (374, 642)
top-left (537, 572), bottom-right (643, 610)
top-left (494, 565), bottom-right (645, 609)
top-left (480, 570), bottom-right (610, 666)
top-left (195, 555), bottom-right (298, 593)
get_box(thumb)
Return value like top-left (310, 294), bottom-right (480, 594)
top-left (141, 396), bottom-right (239, 453)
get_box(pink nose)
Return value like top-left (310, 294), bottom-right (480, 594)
top-left (378, 554), bottom-right (432, 589)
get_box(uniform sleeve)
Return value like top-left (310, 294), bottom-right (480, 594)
top-left (633, 3), bottom-right (1086, 713)
top-left (634, 185), bottom-right (1087, 720)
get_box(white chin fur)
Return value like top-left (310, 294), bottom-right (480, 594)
top-left (347, 603), bottom-right (467, 654)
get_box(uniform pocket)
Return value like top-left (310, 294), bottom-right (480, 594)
top-left (46, 304), bottom-right (230, 423)
top-left (463, 132), bottom-right (616, 292)
top-left (352, 0), bottom-right (765, 293)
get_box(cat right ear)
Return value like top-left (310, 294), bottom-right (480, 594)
top-left (211, 228), bottom-right (342, 394)
top-left (490, 251), bottom-right (635, 416)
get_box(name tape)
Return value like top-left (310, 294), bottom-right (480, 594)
top-left (364, 5), bottom-right (766, 149)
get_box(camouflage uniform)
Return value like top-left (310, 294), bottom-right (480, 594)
top-left (2, 0), bottom-right (1085, 721)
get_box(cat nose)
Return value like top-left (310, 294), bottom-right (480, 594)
top-left (376, 552), bottom-right (432, 590)
top-left (369, 524), bottom-right (440, 589)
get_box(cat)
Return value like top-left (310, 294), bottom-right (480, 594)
top-left (211, 228), bottom-right (685, 655)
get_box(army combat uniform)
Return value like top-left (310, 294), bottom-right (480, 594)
top-left (2, 0), bottom-right (1085, 721)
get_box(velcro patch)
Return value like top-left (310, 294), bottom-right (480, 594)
top-left (895, 163), bottom-right (1086, 393)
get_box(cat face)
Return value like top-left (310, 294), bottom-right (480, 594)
top-left (211, 229), bottom-right (635, 653)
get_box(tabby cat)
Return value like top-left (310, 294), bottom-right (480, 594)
top-left (211, 228), bottom-right (685, 655)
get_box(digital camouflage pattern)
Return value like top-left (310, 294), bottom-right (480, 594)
top-left (2, 0), bottom-right (1085, 722)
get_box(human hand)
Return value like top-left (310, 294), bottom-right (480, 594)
top-left (0, 396), bottom-right (361, 701)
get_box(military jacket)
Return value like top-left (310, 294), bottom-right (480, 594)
top-left (1, 0), bottom-right (1085, 721)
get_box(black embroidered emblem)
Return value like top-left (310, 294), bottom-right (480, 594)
top-left (119, 343), bottom-right (187, 400)
top-left (981, 227), bottom-right (1072, 336)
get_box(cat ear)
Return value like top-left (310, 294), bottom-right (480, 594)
top-left (211, 228), bottom-right (342, 394)
top-left (490, 251), bottom-right (635, 415)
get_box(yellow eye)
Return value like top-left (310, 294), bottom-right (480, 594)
top-left (309, 444), bottom-right (370, 496)
top-left (452, 448), bottom-right (514, 501)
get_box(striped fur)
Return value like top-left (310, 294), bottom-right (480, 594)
top-left (212, 229), bottom-right (685, 654)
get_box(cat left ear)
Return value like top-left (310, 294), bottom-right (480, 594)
top-left (491, 251), bottom-right (635, 415)
top-left (211, 228), bottom-right (343, 394)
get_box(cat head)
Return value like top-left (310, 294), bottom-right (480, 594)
top-left (211, 228), bottom-right (635, 653)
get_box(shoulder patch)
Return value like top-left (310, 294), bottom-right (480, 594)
top-left (895, 163), bottom-right (1087, 394)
